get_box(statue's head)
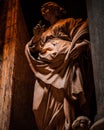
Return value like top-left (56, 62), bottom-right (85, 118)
top-left (41, 2), bottom-right (66, 19)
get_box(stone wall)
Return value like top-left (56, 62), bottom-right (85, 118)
top-left (86, 0), bottom-right (104, 129)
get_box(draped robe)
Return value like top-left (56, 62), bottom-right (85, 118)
top-left (25, 18), bottom-right (96, 130)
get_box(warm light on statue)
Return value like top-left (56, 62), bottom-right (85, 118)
top-left (25, 1), bottom-right (96, 130)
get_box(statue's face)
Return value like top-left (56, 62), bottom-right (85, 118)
top-left (41, 7), bottom-right (57, 23)
top-left (41, 8), bottom-right (51, 21)
top-left (41, 7), bottom-right (49, 15)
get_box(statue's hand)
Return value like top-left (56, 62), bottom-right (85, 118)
top-left (33, 21), bottom-right (45, 42)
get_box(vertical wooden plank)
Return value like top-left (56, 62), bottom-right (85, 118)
top-left (0, 0), bottom-right (18, 129)
top-left (0, 0), bottom-right (36, 129)
top-left (9, 1), bottom-right (36, 129)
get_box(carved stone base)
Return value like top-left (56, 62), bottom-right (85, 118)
top-left (72, 116), bottom-right (91, 130)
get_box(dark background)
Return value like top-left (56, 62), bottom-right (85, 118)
top-left (20, 0), bottom-right (87, 37)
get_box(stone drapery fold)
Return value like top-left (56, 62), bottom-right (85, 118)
top-left (25, 18), bottom-right (96, 130)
